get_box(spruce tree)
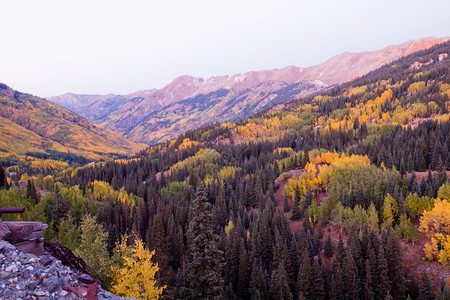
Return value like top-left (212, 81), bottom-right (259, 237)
top-left (324, 231), bottom-right (334, 258)
top-left (386, 231), bottom-right (405, 299)
top-left (0, 164), bottom-right (6, 189)
top-left (237, 244), bottom-right (250, 299)
top-left (311, 258), bottom-right (326, 300)
top-left (376, 243), bottom-right (390, 300)
top-left (290, 185), bottom-right (301, 221)
top-left (270, 261), bottom-right (293, 300)
top-left (283, 192), bottom-right (290, 213)
top-left (418, 271), bottom-right (435, 300)
top-left (250, 258), bottom-right (268, 300)
top-left (302, 187), bottom-right (314, 214)
top-left (186, 184), bottom-right (224, 299)
top-left (343, 247), bottom-right (359, 300)
top-left (299, 251), bottom-right (313, 299)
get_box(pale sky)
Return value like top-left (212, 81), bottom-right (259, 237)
top-left (1, 0), bottom-right (450, 97)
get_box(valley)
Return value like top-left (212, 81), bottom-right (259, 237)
top-left (1, 38), bottom-right (450, 299)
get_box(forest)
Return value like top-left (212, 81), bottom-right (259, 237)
top-left (1, 41), bottom-right (450, 299)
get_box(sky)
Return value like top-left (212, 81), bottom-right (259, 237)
top-left (1, 0), bottom-right (450, 97)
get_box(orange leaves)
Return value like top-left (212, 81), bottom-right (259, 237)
top-left (178, 138), bottom-right (200, 150)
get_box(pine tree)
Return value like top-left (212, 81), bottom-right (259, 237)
top-left (435, 277), bottom-right (449, 300)
top-left (334, 233), bottom-right (346, 268)
top-left (324, 231), bottom-right (334, 258)
top-left (303, 149), bottom-right (310, 168)
top-left (237, 241), bottom-right (250, 299)
top-left (283, 192), bottom-right (290, 213)
top-left (302, 187), bottom-right (314, 214)
top-left (311, 258), bottom-right (326, 300)
top-left (343, 247), bottom-right (359, 300)
top-left (269, 261), bottom-right (293, 300)
top-left (365, 254), bottom-right (375, 300)
top-left (149, 213), bottom-right (171, 285)
top-left (342, 188), bottom-right (351, 208)
top-left (250, 258), bottom-right (268, 299)
top-left (186, 184), bottom-right (224, 299)
top-left (418, 271), bottom-right (435, 300)
top-left (290, 185), bottom-right (301, 221)
top-left (26, 179), bottom-right (39, 204)
top-left (386, 231), bottom-right (405, 299)
top-left (299, 251), bottom-right (313, 299)
top-left (375, 243), bottom-right (390, 300)
top-left (0, 164), bottom-right (7, 189)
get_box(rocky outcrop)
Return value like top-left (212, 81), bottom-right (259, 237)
top-left (0, 239), bottom-right (130, 300)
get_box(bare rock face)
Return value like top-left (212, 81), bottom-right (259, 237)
top-left (48, 37), bottom-right (450, 145)
top-left (0, 221), bottom-right (11, 240)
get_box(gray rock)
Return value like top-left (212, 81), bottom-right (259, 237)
top-left (4, 288), bottom-right (13, 298)
top-left (42, 275), bottom-right (59, 292)
top-left (39, 256), bottom-right (53, 266)
top-left (33, 290), bottom-right (47, 296)
top-left (21, 269), bottom-right (30, 279)
top-left (78, 273), bottom-right (94, 283)
top-left (0, 271), bottom-right (16, 280)
top-left (26, 280), bottom-right (40, 290)
top-left (0, 240), bottom-right (16, 251)
top-left (5, 262), bottom-right (18, 272)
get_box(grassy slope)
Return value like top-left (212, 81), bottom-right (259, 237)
top-left (0, 88), bottom-right (145, 160)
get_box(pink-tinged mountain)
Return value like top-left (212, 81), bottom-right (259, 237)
top-left (48, 37), bottom-right (449, 145)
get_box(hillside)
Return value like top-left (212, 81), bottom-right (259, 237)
top-left (48, 37), bottom-right (449, 145)
top-left (0, 84), bottom-right (145, 163)
top-left (6, 36), bottom-right (447, 299)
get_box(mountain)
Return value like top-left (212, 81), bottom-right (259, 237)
top-left (58, 38), bottom-right (450, 296)
top-left (48, 37), bottom-right (449, 145)
top-left (0, 84), bottom-right (145, 161)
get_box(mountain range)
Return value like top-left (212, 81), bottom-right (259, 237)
top-left (48, 37), bottom-right (449, 145)
top-left (0, 84), bottom-right (144, 161)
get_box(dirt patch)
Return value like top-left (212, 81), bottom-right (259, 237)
top-left (402, 233), bottom-right (450, 289)
top-left (406, 170), bottom-right (450, 182)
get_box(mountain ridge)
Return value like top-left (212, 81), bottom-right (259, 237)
top-left (48, 37), bottom-right (449, 144)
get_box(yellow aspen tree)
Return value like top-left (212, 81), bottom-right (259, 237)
top-left (382, 193), bottom-right (398, 229)
top-left (111, 236), bottom-right (165, 299)
top-left (419, 199), bottom-right (450, 265)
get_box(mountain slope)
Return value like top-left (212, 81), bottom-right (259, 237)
top-left (0, 84), bottom-right (145, 161)
top-left (48, 37), bottom-right (449, 145)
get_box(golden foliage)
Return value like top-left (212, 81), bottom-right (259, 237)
top-left (408, 81), bottom-right (426, 95)
top-left (225, 220), bottom-right (234, 236)
top-left (419, 199), bottom-right (450, 265)
top-left (319, 153), bottom-right (371, 186)
top-left (274, 147), bottom-right (295, 156)
top-left (348, 86), bottom-right (368, 97)
top-left (382, 193), bottom-right (398, 229)
top-left (284, 172), bottom-right (320, 200)
top-left (178, 138), bottom-right (200, 150)
top-left (111, 236), bottom-right (164, 299)
top-left (405, 193), bottom-right (434, 219)
top-left (437, 183), bottom-right (450, 201)
top-left (170, 148), bottom-right (221, 173)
